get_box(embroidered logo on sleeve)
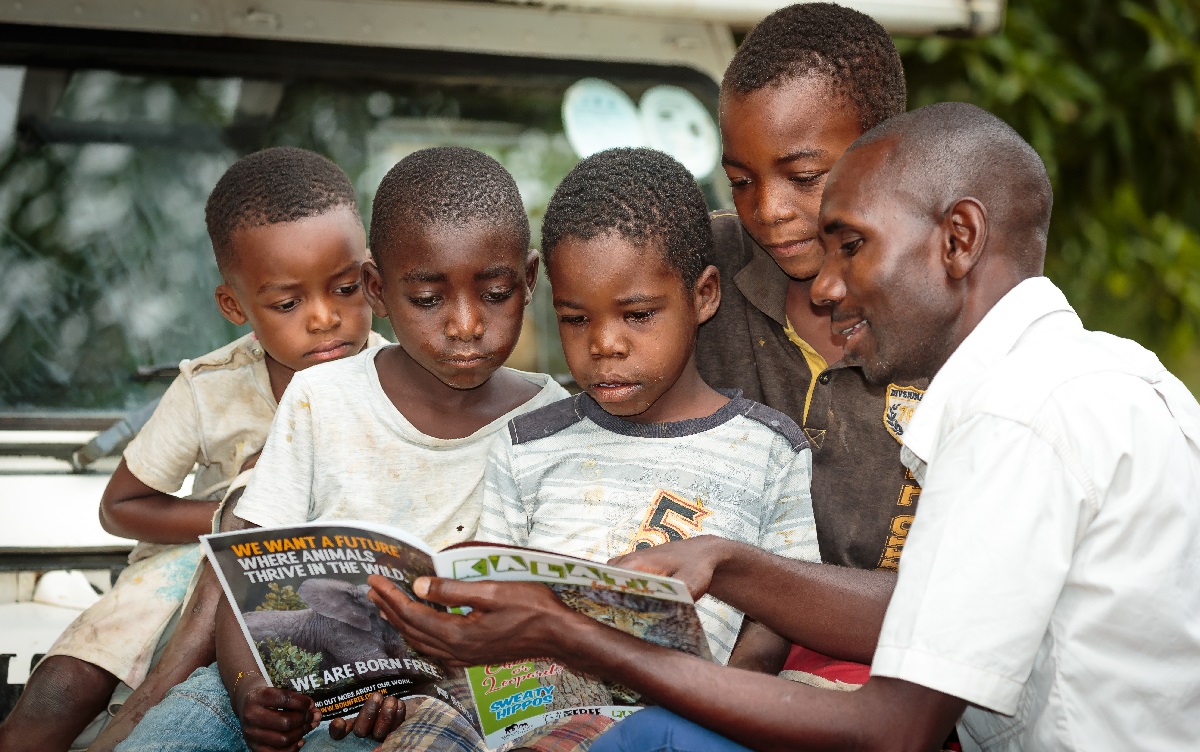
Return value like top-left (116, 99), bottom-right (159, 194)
top-left (626, 490), bottom-right (711, 552)
top-left (883, 384), bottom-right (925, 444)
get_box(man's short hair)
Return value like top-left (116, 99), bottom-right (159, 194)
top-left (540, 147), bottom-right (711, 290)
top-left (369, 147), bottom-right (530, 270)
top-left (853, 101), bottom-right (1054, 272)
top-left (205, 146), bottom-right (359, 276)
top-left (722, 2), bottom-right (906, 131)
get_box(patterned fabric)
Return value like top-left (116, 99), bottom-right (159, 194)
top-left (479, 391), bottom-right (819, 664)
top-left (376, 697), bottom-right (612, 752)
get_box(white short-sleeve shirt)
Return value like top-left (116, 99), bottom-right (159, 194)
top-left (235, 345), bottom-right (568, 549)
top-left (870, 277), bottom-right (1200, 751)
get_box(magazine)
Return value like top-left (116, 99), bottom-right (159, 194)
top-left (201, 521), bottom-right (713, 749)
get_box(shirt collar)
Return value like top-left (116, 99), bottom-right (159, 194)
top-left (902, 276), bottom-right (1075, 464)
top-left (733, 227), bottom-right (789, 328)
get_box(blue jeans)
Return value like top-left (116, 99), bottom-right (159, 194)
top-left (590, 707), bottom-right (755, 752)
top-left (115, 664), bottom-right (379, 752)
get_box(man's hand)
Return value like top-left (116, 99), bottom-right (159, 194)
top-left (366, 574), bottom-right (587, 666)
top-left (607, 535), bottom-right (735, 600)
top-left (327, 691), bottom-right (405, 742)
top-left (233, 676), bottom-right (320, 752)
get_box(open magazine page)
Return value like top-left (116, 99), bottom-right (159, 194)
top-left (201, 522), bottom-right (475, 721)
top-left (434, 545), bottom-right (713, 749)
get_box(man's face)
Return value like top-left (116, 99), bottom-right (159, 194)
top-left (720, 75), bottom-right (865, 280)
top-left (549, 235), bottom-right (712, 423)
top-left (813, 141), bottom-right (956, 385)
top-left (363, 221), bottom-right (536, 391)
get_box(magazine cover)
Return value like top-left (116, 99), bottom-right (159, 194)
top-left (204, 524), bottom-right (712, 747)
top-left (201, 523), bottom-right (473, 720)
top-left (440, 546), bottom-right (713, 749)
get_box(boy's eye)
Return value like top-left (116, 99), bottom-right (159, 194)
top-left (410, 295), bottom-right (441, 308)
top-left (271, 299), bottom-right (300, 312)
top-left (727, 176), bottom-right (751, 189)
top-left (790, 172), bottom-right (825, 187)
top-left (482, 287), bottom-right (515, 303)
top-left (625, 310), bottom-right (655, 323)
top-left (557, 314), bottom-right (587, 326)
top-left (335, 282), bottom-right (361, 295)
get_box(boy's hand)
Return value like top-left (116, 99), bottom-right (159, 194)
top-left (327, 691), bottom-right (405, 742)
top-left (366, 574), bottom-right (585, 666)
top-left (607, 535), bottom-right (735, 600)
top-left (234, 676), bottom-right (320, 752)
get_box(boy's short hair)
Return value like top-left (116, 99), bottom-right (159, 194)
top-left (722, 2), bottom-right (906, 131)
top-left (205, 146), bottom-right (360, 276)
top-left (369, 147), bottom-right (530, 270)
top-left (541, 147), bottom-right (711, 290)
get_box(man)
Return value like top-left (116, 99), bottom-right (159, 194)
top-left (369, 102), bottom-right (1200, 751)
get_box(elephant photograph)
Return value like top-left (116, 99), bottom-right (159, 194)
top-left (241, 577), bottom-right (418, 688)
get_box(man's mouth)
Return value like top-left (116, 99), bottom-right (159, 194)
top-left (305, 340), bottom-right (355, 361)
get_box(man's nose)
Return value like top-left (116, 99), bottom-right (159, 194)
top-left (811, 257), bottom-right (846, 307)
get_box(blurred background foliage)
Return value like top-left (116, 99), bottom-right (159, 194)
top-left (895, 0), bottom-right (1200, 391)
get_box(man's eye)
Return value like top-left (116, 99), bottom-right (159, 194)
top-left (483, 287), bottom-right (515, 303)
top-left (335, 282), bottom-right (361, 295)
top-left (841, 238), bottom-right (863, 255)
top-left (410, 296), bottom-right (441, 308)
top-left (557, 315), bottom-right (586, 326)
top-left (271, 299), bottom-right (300, 312)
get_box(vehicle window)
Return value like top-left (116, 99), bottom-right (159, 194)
top-left (0, 56), bottom-right (726, 415)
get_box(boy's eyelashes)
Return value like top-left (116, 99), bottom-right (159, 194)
top-left (555, 309), bottom-right (658, 326)
top-left (724, 171), bottom-right (827, 189)
top-left (407, 286), bottom-right (517, 308)
top-left (265, 281), bottom-right (362, 312)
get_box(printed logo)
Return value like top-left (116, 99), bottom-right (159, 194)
top-left (626, 490), bottom-right (711, 552)
top-left (876, 514), bottom-right (915, 571)
top-left (883, 384), bottom-right (925, 444)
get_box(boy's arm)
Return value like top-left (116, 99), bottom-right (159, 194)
top-left (99, 374), bottom-right (219, 542)
top-left (99, 459), bottom-right (220, 543)
top-left (726, 618), bottom-right (792, 674)
top-left (370, 575), bottom-right (963, 752)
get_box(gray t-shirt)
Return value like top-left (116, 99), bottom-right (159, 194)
top-left (237, 345), bottom-right (569, 549)
top-left (479, 391), bottom-right (819, 663)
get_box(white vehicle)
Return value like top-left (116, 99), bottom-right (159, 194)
top-left (0, 0), bottom-right (1003, 731)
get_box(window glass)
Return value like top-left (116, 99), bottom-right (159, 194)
top-left (0, 57), bottom-right (726, 413)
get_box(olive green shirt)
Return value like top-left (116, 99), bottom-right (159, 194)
top-left (696, 212), bottom-right (926, 570)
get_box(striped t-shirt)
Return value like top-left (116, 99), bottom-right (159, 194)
top-left (478, 391), bottom-right (820, 663)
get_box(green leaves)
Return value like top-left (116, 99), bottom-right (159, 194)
top-left (898, 0), bottom-right (1200, 390)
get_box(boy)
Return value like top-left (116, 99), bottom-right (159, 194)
top-left (0, 146), bottom-right (380, 752)
top-left (115, 146), bottom-right (568, 752)
top-left (372, 146), bottom-right (820, 751)
top-left (697, 2), bottom-right (921, 683)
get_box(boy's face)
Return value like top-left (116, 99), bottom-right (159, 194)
top-left (215, 207), bottom-right (374, 380)
top-left (362, 221), bottom-right (537, 391)
top-left (720, 75), bottom-right (865, 280)
top-left (550, 235), bottom-right (719, 423)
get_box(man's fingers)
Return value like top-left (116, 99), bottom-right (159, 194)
top-left (414, 576), bottom-right (502, 610)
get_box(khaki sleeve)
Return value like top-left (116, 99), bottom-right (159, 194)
top-left (122, 373), bottom-right (203, 494)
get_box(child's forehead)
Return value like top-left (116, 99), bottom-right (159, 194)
top-left (225, 207), bottom-right (367, 282)
top-left (382, 220), bottom-right (527, 276)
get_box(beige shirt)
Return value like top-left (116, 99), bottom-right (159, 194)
top-left (123, 331), bottom-right (387, 560)
top-left (236, 345), bottom-right (569, 549)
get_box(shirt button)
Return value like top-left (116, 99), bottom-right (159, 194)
top-left (817, 371), bottom-right (831, 384)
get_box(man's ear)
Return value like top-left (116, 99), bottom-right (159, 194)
top-left (942, 197), bottom-right (988, 281)
top-left (693, 264), bottom-right (721, 325)
top-left (361, 259), bottom-right (390, 319)
top-left (523, 249), bottom-right (541, 304)
top-left (215, 284), bottom-right (247, 326)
